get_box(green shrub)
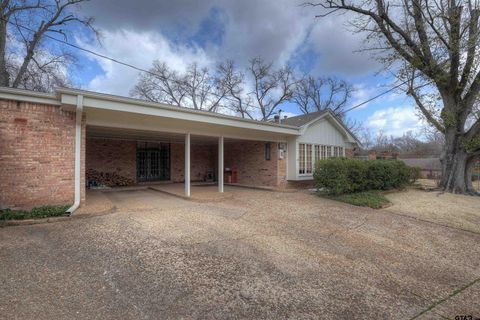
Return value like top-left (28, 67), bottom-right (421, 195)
top-left (314, 158), bottom-right (411, 195)
top-left (366, 160), bottom-right (410, 190)
top-left (0, 205), bottom-right (70, 221)
top-left (327, 190), bottom-right (390, 209)
top-left (409, 166), bottom-right (422, 183)
top-left (314, 158), bottom-right (368, 195)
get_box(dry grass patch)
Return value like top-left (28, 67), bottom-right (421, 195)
top-left (385, 189), bottom-right (480, 234)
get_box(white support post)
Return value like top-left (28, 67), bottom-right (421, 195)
top-left (66, 95), bottom-right (83, 214)
top-left (218, 136), bottom-right (224, 193)
top-left (185, 133), bottom-right (191, 197)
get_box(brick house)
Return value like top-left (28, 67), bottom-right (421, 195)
top-left (0, 87), bottom-right (361, 211)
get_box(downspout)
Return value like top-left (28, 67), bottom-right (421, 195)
top-left (66, 94), bottom-right (83, 214)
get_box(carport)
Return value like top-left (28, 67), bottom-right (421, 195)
top-left (63, 87), bottom-right (299, 205)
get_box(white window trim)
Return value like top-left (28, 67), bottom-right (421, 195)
top-left (298, 142), bottom-right (346, 178)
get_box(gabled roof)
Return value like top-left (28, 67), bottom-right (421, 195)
top-left (283, 109), bottom-right (362, 147)
top-left (281, 110), bottom-right (328, 127)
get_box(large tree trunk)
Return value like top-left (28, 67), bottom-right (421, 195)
top-left (465, 156), bottom-right (478, 195)
top-left (0, 18), bottom-right (10, 86)
top-left (440, 128), bottom-right (470, 193)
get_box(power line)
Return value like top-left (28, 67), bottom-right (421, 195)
top-left (342, 80), bottom-right (409, 113)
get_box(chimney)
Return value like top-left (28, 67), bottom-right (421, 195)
top-left (274, 115), bottom-right (280, 123)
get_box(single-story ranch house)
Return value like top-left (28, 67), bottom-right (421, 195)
top-left (0, 87), bottom-right (361, 212)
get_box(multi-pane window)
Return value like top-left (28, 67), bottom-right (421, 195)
top-left (333, 146), bottom-right (344, 157)
top-left (314, 145), bottom-right (320, 162)
top-left (306, 144), bottom-right (313, 174)
top-left (321, 145), bottom-right (326, 159)
top-left (299, 143), bottom-right (305, 174)
top-left (300, 143), bottom-right (345, 175)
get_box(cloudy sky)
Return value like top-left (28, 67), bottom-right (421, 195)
top-left (67, 0), bottom-right (424, 137)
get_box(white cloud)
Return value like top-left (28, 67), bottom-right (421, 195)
top-left (366, 106), bottom-right (425, 137)
top-left (77, 29), bottom-right (212, 95)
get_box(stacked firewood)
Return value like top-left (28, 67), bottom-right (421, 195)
top-left (86, 169), bottom-right (135, 187)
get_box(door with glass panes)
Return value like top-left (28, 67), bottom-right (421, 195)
top-left (136, 142), bottom-right (170, 182)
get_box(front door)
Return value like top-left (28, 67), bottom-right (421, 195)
top-left (137, 143), bottom-right (170, 182)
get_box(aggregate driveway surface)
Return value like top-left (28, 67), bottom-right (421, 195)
top-left (1, 188), bottom-right (479, 320)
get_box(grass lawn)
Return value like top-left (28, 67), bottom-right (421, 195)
top-left (321, 190), bottom-right (391, 209)
top-left (0, 205), bottom-right (70, 221)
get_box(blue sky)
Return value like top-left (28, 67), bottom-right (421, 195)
top-left (66, 0), bottom-right (425, 138)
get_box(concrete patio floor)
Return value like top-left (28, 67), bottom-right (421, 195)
top-left (1, 187), bottom-right (479, 319)
top-left (149, 182), bottom-right (234, 202)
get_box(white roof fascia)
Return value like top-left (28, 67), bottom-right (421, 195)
top-left (0, 87), bottom-right (60, 105)
top-left (57, 88), bottom-right (301, 136)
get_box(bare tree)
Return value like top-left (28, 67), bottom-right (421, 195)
top-left (132, 61), bottom-right (228, 112)
top-left (309, 0), bottom-right (480, 195)
top-left (248, 57), bottom-right (297, 121)
top-left (292, 75), bottom-right (353, 114)
top-left (216, 60), bottom-right (255, 119)
top-left (182, 62), bottom-right (227, 112)
top-left (1, 0), bottom-right (96, 91)
top-left (131, 61), bottom-right (185, 106)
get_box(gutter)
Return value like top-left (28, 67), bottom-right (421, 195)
top-left (66, 94), bottom-right (83, 214)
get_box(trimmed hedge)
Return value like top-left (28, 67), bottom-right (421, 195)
top-left (0, 205), bottom-right (70, 221)
top-left (314, 158), bottom-right (411, 195)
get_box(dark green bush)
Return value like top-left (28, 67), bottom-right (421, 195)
top-left (366, 160), bottom-right (410, 190)
top-left (314, 158), bottom-right (369, 195)
top-left (314, 158), bottom-right (411, 195)
top-left (0, 205), bottom-right (70, 221)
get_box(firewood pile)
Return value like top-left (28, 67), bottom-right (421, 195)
top-left (86, 169), bottom-right (135, 187)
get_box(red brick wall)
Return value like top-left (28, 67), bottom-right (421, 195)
top-left (171, 143), bottom-right (216, 182)
top-left (86, 138), bottom-right (137, 183)
top-left (345, 148), bottom-right (355, 158)
top-left (224, 141), bottom-right (280, 187)
top-left (0, 99), bottom-right (81, 210)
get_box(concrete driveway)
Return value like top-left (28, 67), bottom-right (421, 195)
top-left (1, 188), bottom-right (479, 320)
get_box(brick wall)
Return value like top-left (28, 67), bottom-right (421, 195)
top-left (345, 148), bottom-right (355, 158)
top-left (86, 138), bottom-right (137, 183)
top-left (0, 99), bottom-right (82, 210)
top-left (171, 143), bottom-right (216, 182)
top-left (224, 141), bottom-right (280, 187)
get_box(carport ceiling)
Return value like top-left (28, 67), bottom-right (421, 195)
top-left (87, 126), bottom-right (244, 144)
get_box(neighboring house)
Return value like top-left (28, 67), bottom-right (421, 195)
top-left (0, 87), bottom-right (361, 211)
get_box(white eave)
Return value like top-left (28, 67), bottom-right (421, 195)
top-left (0, 86), bottom-right (60, 106)
top-left (0, 86), bottom-right (301, 136)
top-left (56, 87), bottom-right (301, 136)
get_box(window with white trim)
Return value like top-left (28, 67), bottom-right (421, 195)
top-left (306, 144), bottom-right (313, 174)
top-left (299, 143), bottom-right (305, 174)
top-left (321, 145), bottom-right (326, 159)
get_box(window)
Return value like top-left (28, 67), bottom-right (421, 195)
top-left (299, 143), bottom-right (313, 175)
top-left (314, 145), bottom-right (320, 163)
top-left (299, 144), bottom-right (305, 174)
top-left (265, 143), bottom-right (271, 160)
top-left (306, 144), bottom-right (313, 174)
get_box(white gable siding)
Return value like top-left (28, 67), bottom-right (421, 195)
top-left (297, 118), bottom-right (349, 147)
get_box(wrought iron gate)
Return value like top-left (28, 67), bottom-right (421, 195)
top-left (137, 142), bottom-right (170, 182)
